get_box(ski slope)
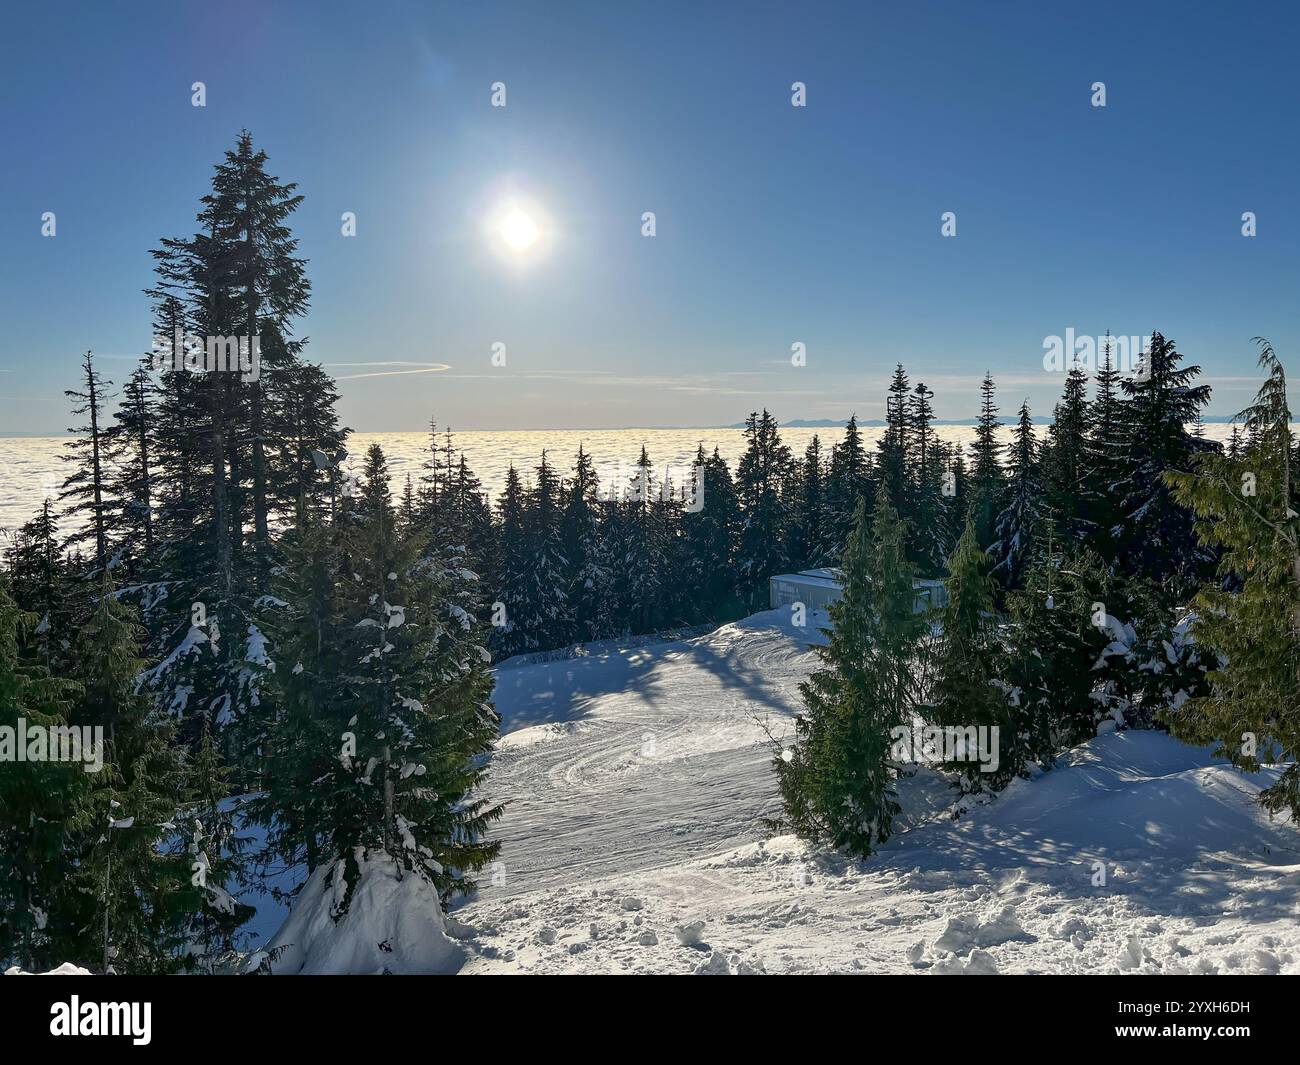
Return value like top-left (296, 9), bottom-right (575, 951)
top-left (469, 609), bottom-right (955, 898)
top-left (453, 609), bottom-right (1300, 974)
top-left (473, 609), bottom-right (827, 894)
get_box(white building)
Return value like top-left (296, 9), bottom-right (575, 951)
top-left (769, 569), bottom-right (949, 613)
top-left (768, 568), bottom-right (843, 611)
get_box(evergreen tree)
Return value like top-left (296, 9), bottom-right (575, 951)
top-left (139, 133), bottom-right (330, 753)
top-left (271, 359), bottom-right (347, 523)
top-left (824, 415), bottom-right (873, 563)
top-left (1166, 340), bottom-right (1300, 818)
top-left (260, 444), bottom-right (503, 910)
top-left (104, 361), bottom-right (159, 567)
top-left (619, 446), bottom-right (669, 633)
top-left (4, 501), bottom-right (72, 673)
top-left (513, 452), bottom-right (571, 651)
top-left (785, 435), bottom-right (826, 570)
top-left (1001, 536), bottom-right (1113, 776)
top-left (59, 350), bottom-right (114, 574)
top-left (736, 410), bottom-right (791, 608)
top-left (907, 381), bottom-right (949, 575)
top-left (680, 446), bottom-right (741, 622)
top-left (1084, 334), bottom-right (1127, 561)
top-left (877, 365), bottom-right (911, 516)
top-left (0, 580), bottom-right (87, 971)
top-left (990, 401), bottom-right (1041, 590)
top-left (930, 518), bottom-right (1006, 791)
top-left (1113, 332), bottom-right (1215, 601)
top-left (492, 465), bottom-right (530, 655)
top-left (560, 445), bottom-right (610, 642)
top-left (1042, 358), bottom-right (1092, 541)
top-left (968, 371), bottom-right (1004, 551)
top-left (205, 129), bottom-right (312, 577)
top-left (774, 489), bottom-right (923, 856)
top-left (72, 576), bottom-right (190, 973)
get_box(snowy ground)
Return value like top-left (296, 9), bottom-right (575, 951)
top-left (450, 609), bottom-right (1300, 975)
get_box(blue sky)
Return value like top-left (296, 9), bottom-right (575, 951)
top-left (1, 0), bottom-right (1297, 433)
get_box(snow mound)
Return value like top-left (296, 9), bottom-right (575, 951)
top-left (674, 920), bottom-right (707, 946)
top-left (932, 949), bottom-right (999, 975)
top-left (5, 962), bottom-right (93, 976)
top-left (259, 853), bottom-right (464, 974)
top-left (693, 949), bottom-right (765, 975)
top-left (933, 904), bottom-right (1034, 954)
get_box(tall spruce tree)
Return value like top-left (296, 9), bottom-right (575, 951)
top-left (1084, 335), bottom-right (1127, 561)
top-left (73, 576), bottom-right (190, 973)
top-left (4, 501), bottom-right (72, 673)
top-left (736, 410), bottom-right (791, 608)
top-left (104, 361), bottom-right (159, 567)
top-left (785, 435), bottom-right (826, 570)
top-left (1043, 358), bottom-right (1092, 541)
top-left (774, 489), bottom-right (923, 856)
top-left (1166, 340), bottom-right (1300, 818)
top-left (1113, 332), bottom-right (1215, 601)
top-left (0, 579), bottom-right (87, 972)
top-left (930, 517), bottom-right (1007, 791)
top-left (969, 371), bottom-right (1004, 551)
top-left (512, 452), bottom-right (571, 651)
top-left (878, 365), bottom-right (911, 517)
top-left (824, 415), bottom-right (873, 563)
top-left (260, 444), bottom-right (502, 910)
top-left (560, 445), bottom-right (609, 642)
top-left (59, 350), bottom-right (114, 574)
top-left (990, 401), bottom-right (1041, 590)
top-left (681, 446), bottom-right (741, 622)
top-left (492, 466), bottom-right (530, 655)
top-left (907, 381), bottom-right (949, 575)
top-left (205, 130), bottom-right (312, 576)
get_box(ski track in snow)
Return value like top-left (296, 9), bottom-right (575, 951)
top-left (469, 610), bottom-right (835, 896)
top-left (453, 609), bottom-right (1300, 975)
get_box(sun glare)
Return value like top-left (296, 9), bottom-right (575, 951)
top-left (499, 207), bottom-right (540, 251)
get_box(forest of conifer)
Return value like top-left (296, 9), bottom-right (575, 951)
top-left (2, 132), bottom-right (1297, 977)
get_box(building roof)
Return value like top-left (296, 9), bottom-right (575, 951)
top-left (770, 571), bottom-right (842, 588)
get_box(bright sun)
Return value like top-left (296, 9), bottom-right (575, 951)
top-left (499, 208), bottom-right (540, 251)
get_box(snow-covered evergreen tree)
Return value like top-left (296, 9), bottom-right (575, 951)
top-left (514, 452), bottom-right (571, 650)
top-left (824, 414), bottom-right (873, 563)
top-left (775, 489), bottom-right (923, 856)
top-left (561, 445), bottom-right (610, 642)
top-left (1113, 332), bottom-right (1215, 601)
top-left (72, 576), bottom-right (190, 973)
top-left (968, 371), bottom-right (1004, 551)
top-left (1002, 537), bottom-right (1113, 770)
top-left (0, 579), bottom-right (87, 972)
top-left (1042, 358), bottom-right (1092, 541)
top-left (736, 410), bottom-right (791, 608)
top-left (680, 446), bottom-right (741, 622)
top-left (930, 517), bottom-right (1007, 791)
top-left (260, 444), bottom-right (502, 918)
top-left (103, 361), bottom-right (159, 570)
top-left (877, 365), bottom-right (911, 518)
top-left (785, 435), bottom-right (826, 570)
top-left (492, 465), bottom-right (530, 656)
top-left (1166, 339), bottom-right (1300, 818)
top-left (990, 401), bottom-right (1041, 590)
top-left (907, 381), bottom-right (950, 575)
